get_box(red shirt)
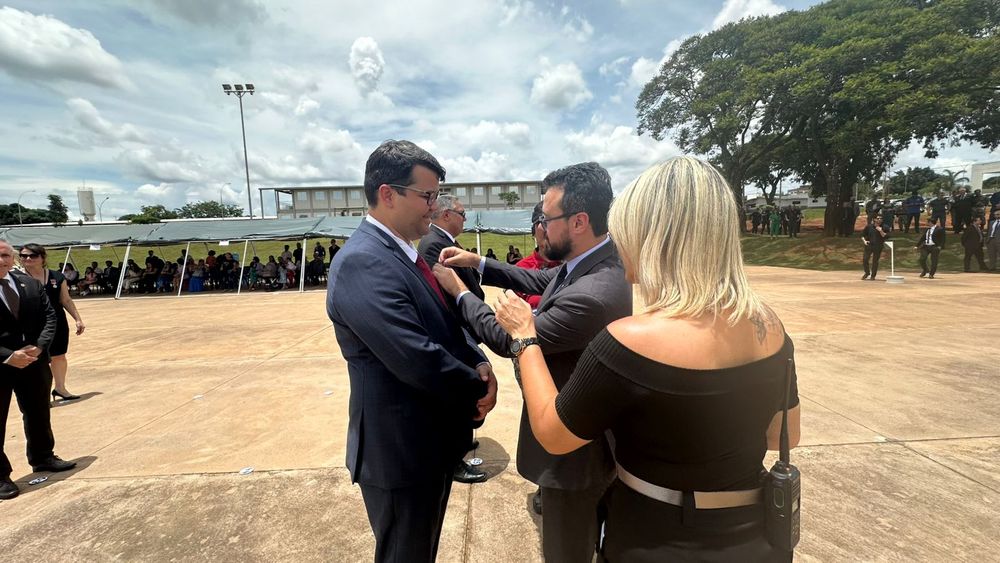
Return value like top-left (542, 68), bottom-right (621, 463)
top-left (514, 251), bottom-right (562, 309)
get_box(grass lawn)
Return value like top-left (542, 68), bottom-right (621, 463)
top-left (33, 227), bottom-right (982, 276)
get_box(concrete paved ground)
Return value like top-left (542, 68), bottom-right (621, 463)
top-left (1, 267), bottom-right (997, 562)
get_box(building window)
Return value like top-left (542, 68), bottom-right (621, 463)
top-left (491, 186), bottom-right (503, 196)
top-left (526, 185), bottom-right (536, 196)
top-left (350, 189), bottom-right (362, 201)
top-left (474, 186), bottom-right (484, 196)
top-left (455, 187), bottom-right (467, 197)
top-left (314, 190), bottom-right (326, 201)
top-left (296, 191), bottom-right (309, 201)
top-left (331, 189), bottom-right (345, 201)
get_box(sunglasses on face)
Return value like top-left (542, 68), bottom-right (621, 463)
top-left (19, 253), bottom-right (40, 259)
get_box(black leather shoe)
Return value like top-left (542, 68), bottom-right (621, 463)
top-left (453, 461), bottom-right (487, 484)
top-left (0, 477), bottom-right (18, 500)
top-left (467, 440), bottom-right (480, 452)
top-left (32, 455), bottom-right (77, 473)
top-left (532, 488), bottom-right (543, 515)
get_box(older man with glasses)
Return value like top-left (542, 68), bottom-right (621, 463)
top-left (0, 239), bottom-right (77, 500)
top-left (417, 193), bottom-right (489, 485)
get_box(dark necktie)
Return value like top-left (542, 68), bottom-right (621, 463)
top-left (926, 227), bottom-right (933, 245)
top-left (2, 277), bottom-right (20, 319)
top-left (550, 265), bottom-right (568, 295)
top-left (415, 256), bottom-right (448, 306)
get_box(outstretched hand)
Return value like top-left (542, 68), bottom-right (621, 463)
top-left (432, 264), bottom-right (468, 297)
top-left (439, 247), bottom-right (481, 268)
top-left (495, 289), bottom-right (536, 339)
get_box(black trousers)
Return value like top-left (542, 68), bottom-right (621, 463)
top-left (541, 482), bottom-right (609, 563)
top-left (0, 362), bottom-right (55, 477)
top-left (903, 213), bottom-right (920, 233)
top-left (931, 212), bottom-right (947, 230)
top-left (359, 471), bottom-right (454, 563)
top-left (863, 244), bottom-right (883, 277)
top-left (964, 246), bottom-right (987, 271)
top-left (920, 246), bottom-right (941, 276)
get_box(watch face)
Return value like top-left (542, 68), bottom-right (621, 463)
top-left (511, 340), bottom-right (522, 354)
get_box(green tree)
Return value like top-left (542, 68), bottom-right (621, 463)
top-left (124, 204), bottom-right (179, 224)
top-left (636, 0), bottom-right (1000, 236)
top-left (47, 194), bottom-right (69, 225)
top-left (175, 201), bottom-right (244, 218)
top-left (498, 191), bottom-right (520, 209)
top-left (887, 167), bottom-right (941, 195)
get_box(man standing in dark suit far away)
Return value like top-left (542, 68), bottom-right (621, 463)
top-left (434, 162), bottom-right (632, 563)
top-left (0, 239), bottom-right (77, 500)
top-left (417, 193), bottom-right (489, 484)
top-left (326, 141), bottom-right (497, 563)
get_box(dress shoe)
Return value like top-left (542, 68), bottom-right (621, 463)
top-left (861, 273), bottom-right (869, 280)
top-left (32, 455), bottom-right (77, 473)
top-left (532, 487), bottom-right (543, 515)
top-left (52, 390), bottom-right (81, 401)
top-left (929, 274), bottom-right (935, 279)
top-left (453, 461), bottom-right (487, 484)
top-left (467, 440), bottom-right (480, 453)
top-left (919, 272), bottom-right (927, 278)
top-left (0, 477), bottom-right (18, 500)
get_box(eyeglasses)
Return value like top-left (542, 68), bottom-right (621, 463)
top-left (538, 210), bottom-right (581, 231)
top-left (387, 184), bottom-right (440, 205)
top-left (448, 208), bottom-right (467, 220)
top-left (19, 253), bottom-right (40, 259)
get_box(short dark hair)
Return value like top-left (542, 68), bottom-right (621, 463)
top-left (22, 242), bottom-right (48, 265)
top-left (364, 140), bottom-right (446, 207)
top-left (542, 162), bottom-right (614, 235)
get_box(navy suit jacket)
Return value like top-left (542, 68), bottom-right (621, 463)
top-left (327, 219), bottom-right (488, 488)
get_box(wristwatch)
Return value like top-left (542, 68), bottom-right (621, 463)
top-left (510, 337), bottom-right (539, 357)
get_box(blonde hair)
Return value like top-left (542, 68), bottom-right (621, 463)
top-left (609, 156), bottom-right (763, 323)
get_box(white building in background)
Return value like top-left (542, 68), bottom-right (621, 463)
top-left (970, 160), bottom-right (1000, 191)
top-left (745, 186), bottom-right (827, 209)
top-left (273, 181), bottom-right (544, 219)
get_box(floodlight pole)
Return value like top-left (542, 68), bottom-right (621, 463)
top-left (16, 189), bottom-right (35, 226)
top-left (222, 83), bottom-right (256, 219)
top-left (98, 196), bottom-right (110, 222)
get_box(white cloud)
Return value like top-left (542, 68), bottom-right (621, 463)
top-left (498, 0), bottom-right (538, 26)
top-left (530, 60), bottom-right (592, 111)
top-left (294, 96), bottom-right (320, 116)
top-left (0, 7), bottom-right (132, 89)
top-left (437, 120), bottom-right (532, 152)
top-left (442, 151), bottom-right (518, 182)
top-left (712, 0), bottom-right (787, 30)
top-left (563, 16), bottom-right (594, 43)
top-left (298, 126), bottom-right (361, 157)
top-left (115, 145), bottom-right (215, 184)
top-left (564, 119), bottom-right (680, 188)
top-left (349, 37), bottom-right (387, 98)
top-left (66, 98), bottom-right (146, 145)
top-left (147, 0), bottom-right (266, 26)
top-left (599, 56), bottom-right (630, 77)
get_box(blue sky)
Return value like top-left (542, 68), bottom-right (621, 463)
top-left (0, 0), bottom-right (995, 220)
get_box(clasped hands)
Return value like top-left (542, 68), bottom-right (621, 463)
top-left (6, 345), bottom-right (42, 369)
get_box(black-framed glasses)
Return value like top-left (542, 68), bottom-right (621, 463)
top-left (387, 184), bottom-right (440, 205)
top-left (538, 210), bottom-right (581, 231)
top-left (19, 253), bottom-right (40, 259)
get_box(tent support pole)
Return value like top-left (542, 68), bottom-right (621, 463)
top-left (237, 240), bottom-right (249, 295)
top-left (298, 236), bottom-right (307, 292)
top-left (62, 246), bottom-right (72, 274)
top-left (176, 241), bottom-right (191, 297)
top-left (476, 230), bottom-right (482, 255)
top-left (115, 243), bottom-right (132, 300)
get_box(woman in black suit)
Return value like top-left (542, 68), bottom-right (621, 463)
top-left (19, 244), bottom-right (86, 401)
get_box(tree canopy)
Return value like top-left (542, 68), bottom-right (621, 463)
top-left (120, 201), bottom-right (245, 223)
top-left (637, 0), bottom-right (1000, 234)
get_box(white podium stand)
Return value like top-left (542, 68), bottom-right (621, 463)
top-left (884, 241), bottom-right (904, 283)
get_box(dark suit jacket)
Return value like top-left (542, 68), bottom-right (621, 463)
top-left (459, 239), bottom-right (632, 490)
top-left (918, 226), bottom-right (946, 250)
top-left (961, 224), bottom-right (984, 249)
top-left (1, 271), bottom-right (57, 373)
top-left (417, 224), bottom-right (485, 301)
top-left (327, 220), bottom-right (488, 489)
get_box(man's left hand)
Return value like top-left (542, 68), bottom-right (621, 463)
top-left (432, 264), bottom-right (468, 297)
top-left (473, 363), bottom-right (498, 421)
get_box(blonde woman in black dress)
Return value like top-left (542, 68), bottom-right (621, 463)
top-left (19, 244), bottom-right (86, 401)
top-left (494, 156), bottom-right (801, 562)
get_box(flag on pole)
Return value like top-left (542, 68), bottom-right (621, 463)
top-left (884, 241), bottom-right (893, 249)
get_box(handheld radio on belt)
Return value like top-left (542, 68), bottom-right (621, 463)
top-left (765, 358), bottom-right (801, 551)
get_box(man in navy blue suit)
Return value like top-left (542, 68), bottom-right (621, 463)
top-left (326, 140), bottom-right (497, 562)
